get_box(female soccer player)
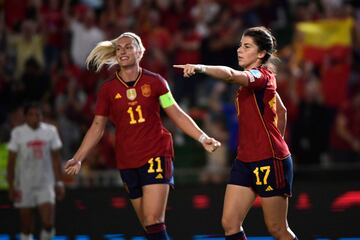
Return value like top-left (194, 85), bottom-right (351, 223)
top-left (64, 32), bottom-right (220, 240)
top-left (174, 26), bottom-right (298, 240)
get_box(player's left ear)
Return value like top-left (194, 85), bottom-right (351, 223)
top-left (135, 50), bottom-right (142, 61)
top-left (257, 50), bottom-right (266, 60)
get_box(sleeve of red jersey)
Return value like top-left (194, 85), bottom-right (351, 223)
top-left (157, 74), bottom-right (171, 96)
top-left (243, 69), bottom-right (268, 89)
top-left (94, 83), bottom-right (110, 116)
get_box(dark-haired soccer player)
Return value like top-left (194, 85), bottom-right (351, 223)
top-left (175, 26), bottom-right (298, 240)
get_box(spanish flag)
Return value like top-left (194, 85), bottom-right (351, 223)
top-left (296, 18), bottom-right (354, 65)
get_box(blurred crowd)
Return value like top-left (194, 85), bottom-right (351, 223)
top-left (0, 0), bottom-right (359, 183)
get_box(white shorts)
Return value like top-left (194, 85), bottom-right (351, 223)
top-left (14, 185), bottom-right (55, 208)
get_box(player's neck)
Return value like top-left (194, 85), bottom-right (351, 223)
top-left (118, 65), bottom-right (141, 82)
top-left (27, 122), bottom-right (40, 130)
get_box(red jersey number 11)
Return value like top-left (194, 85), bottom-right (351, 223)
top-left (127, 105), bottom-right (146, 124)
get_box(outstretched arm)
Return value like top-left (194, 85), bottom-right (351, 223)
top-left (64, 115), bottom-right (108, 175)
top-left (173, 64), bottom-right (249, 86)
top-left (164, 102), bottom-right (221, 152)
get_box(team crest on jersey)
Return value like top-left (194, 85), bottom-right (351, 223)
top-left (141, 84), bottom-right (151, 97)
top-left (126, 88), bottom-right (137, 101)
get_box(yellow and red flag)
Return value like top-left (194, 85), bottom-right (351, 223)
top-left (296, 18), bottom-right (354, 65)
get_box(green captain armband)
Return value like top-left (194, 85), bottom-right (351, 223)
top-left (159, 91), bottom-right (175, 108)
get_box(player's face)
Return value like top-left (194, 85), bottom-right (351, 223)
top-left (25, 108), bottom-right (42, 129)
top-left (237, 36), bottom-right (265, 70)
top-left (116, 37), bottom-right (141, 68)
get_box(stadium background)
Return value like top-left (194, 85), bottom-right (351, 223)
top-left (0, 0), bottom-right (359, 239)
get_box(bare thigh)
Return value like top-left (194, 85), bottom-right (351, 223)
top-left (222, 184), bottom-right (256, 235)
top-left (142, 184), bottom-right (169, 226)
top-left (262, 196), bottom-right (296, 239)
top-left (261, 196), bottom-right (288, 228)
top-left (130, 197), bottom-right (144, 228)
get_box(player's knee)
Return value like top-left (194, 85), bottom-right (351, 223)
top-left (143, 214), bottom-right (164, 226)
top-left (266, 222), bottom-right (286, 238)
top-left (221, 216), bottom-right (240, 233)
top-left (42, 222), bottom-right (54, 231)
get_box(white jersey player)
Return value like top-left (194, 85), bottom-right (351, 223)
top-left (7, 103), bottom-right (65, 240)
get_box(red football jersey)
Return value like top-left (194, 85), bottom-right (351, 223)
top-left (95, 68), bottom-right (174, 169)
top-left (236, 66), bottom-right (290, 162)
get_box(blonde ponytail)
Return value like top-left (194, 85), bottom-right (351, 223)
top-left (85, 40), bottom-right (117, 72)
top-left (85, 32), bottom-right (146, 72)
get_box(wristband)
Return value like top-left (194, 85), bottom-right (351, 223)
top-left (72, 158), bottom-right (82, 165)
top-left (198, 133), bottom-right (208, 144)
top-left (196, 64), bottom-right (206, 73)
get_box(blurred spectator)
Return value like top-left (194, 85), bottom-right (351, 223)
top-left (50, 50), bottom-right (81, 97)
top-left (0, 11), bottom-right (7, 51)
top-left (201, 6), bottom-right (242, 68)
top-left (39, 0), bottom-right (66, 71)
top-left (200, 82), bottom-right (229, 184)
top-left (172, 20), bottom-right (202, 105)
top-left (190, 0), bottom-right (221, 37)
top-left (140, 8), bottom-right (172, 79)
top-left (99, 0), bottom-right (136, 33)
top-left (9, 20), bottom-right (44, 77)
top-left (0, 53), bottom-right (13, 124)
top-left (0, 106), bottom-right (25, 144)
top-left (330, 88), bottom-right (360, 163)
top-left (200, 113), bottom-right (228, 184)
top-left (20, 58), bottom-right (51, 103)
top-left (4, 0), bottom-right (29, 30)
top-left (0, 106), bottom-right (24, 191)
top-left (291, 78), bottom-right (334, 165)
top-left (67, 4), bottom-right (105, 67)
top-left (230, 0), bottom-right (261, 26)
top-left (320, 52), bottom-right (351, 109)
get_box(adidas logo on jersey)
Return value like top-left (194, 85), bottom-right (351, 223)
top-left (115, 93), bottom-right (122, 99)
top-left (265, 185), bottom-right (274, 191)
top-left (155, 173), bottom-right (163, 179)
